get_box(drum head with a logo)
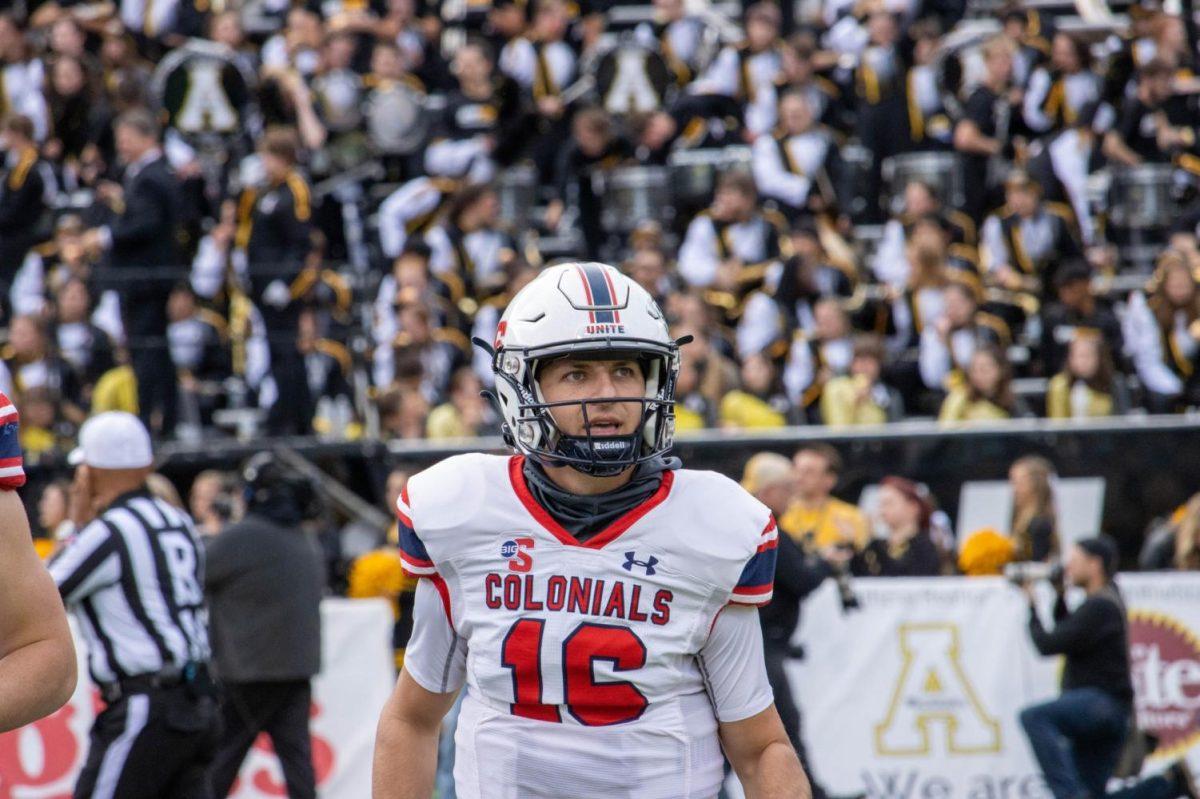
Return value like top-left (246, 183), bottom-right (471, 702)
top-left (594, 46), bottom-right (673, 115)
top-left (314, 69), bottom-right (364, 134)
top-left (367, 84), bottom-right (429, 155)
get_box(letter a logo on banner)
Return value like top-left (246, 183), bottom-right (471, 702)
top-left (874, 623), bottom-right (1001, 755)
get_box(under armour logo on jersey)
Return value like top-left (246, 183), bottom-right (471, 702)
top-left (622, 551), bottom-right (658, 576)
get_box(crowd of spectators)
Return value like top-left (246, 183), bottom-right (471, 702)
top-left (3, 0), bottom-right (1200, 463)
top-left (35, 443), bottom-right (1180, 608)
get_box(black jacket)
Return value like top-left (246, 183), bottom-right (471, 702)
top-left (1029, 585), bottom-right (1134, 703)
top-left (204, 513), bottom-right (324, 682)
top-left (110, 155), bottom-right (182, 273)
top-left (240, 172), bottom-right (314, 298)
top-left (1039, 299), bottom-right (1124, 376)
top-left (761, 533), bottom-right (831, 649)
top-left (0, 147), bottom-right (49, 277)
top-left (853, 531), bottom-right (941, 577)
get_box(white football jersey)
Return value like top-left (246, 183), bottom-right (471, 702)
top-left (397, 453), bottom-right (779, 799)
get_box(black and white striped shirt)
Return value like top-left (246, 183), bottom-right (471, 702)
top-left (49, 489), bottom-right (210, 685)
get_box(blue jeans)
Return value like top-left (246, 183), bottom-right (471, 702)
top-left (1020, 689), bottom-right (1174, 799)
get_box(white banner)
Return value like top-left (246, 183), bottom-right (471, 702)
top-left (0, 598), bottom-right (394, 798)
top-left (791, 574), bottom-right (1200, 798)
top-left (4, 578), bottom-right (1198, 798)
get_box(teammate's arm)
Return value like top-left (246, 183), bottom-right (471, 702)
top-left (372, 669), bottom-right (459, 799)
top-left (720, 707), bottom-right (810, 799)
top-left (703, 602), bottom-right (808, 798)
top-left (0, 491), bottom-right (77, 731)
top-left (373, 577), bottom-right (464, 799)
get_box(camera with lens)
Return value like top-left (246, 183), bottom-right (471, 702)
top-left (1005, 561), bottom-right (1064, 588)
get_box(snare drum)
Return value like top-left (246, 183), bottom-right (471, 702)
top-left (602, 166), bottom-right (671, 233)
top-left (1109, 164), bottom-right (1176, 230)
top-left (882, 152), bottom-right (964, 214)
top-left (720, 145), bottom-right (753, 175)
top-left (497, 165), bottom-right (539, 230)
top-left (668, 149), bottom-right (726, 209)
top-left (668, 146), bottom-right (754, 211)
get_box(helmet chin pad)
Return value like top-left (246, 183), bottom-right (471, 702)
top-left (553, 432), bottom-right (642, 477)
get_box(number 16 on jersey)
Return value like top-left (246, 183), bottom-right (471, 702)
top-left (501, 618), bottom-right (649, 726)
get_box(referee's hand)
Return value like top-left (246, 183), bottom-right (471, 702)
top-left (69, 466), bottom-right (95, 528)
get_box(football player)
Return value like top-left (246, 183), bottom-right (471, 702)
top-left (0, 392), bottom-right (76, 731)
top-left (373, 263), bottom-right (809, 798)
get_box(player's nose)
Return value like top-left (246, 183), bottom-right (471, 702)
top-left (592, 369), bottom-right (620, 400)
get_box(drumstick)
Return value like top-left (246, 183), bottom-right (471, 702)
top-left (559, 75), bottom-right (597, 107)
top-left (815, 167), bottom-right (837, 207)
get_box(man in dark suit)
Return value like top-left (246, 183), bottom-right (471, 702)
top-left (85, 108), bottom-right (183, 437)
top-left (0, 115), bottom-right (52, 296)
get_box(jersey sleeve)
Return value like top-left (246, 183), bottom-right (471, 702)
top-left (396, 486), bottom-right (436, 578)
top-left (403, 579), bottom-right (467, 695)
top-left (699, 604), bottom-right (774, 723)
top-left (0, 393), bottom-right (26, 490)
top-left (729, 516), bottom-right (779, 606)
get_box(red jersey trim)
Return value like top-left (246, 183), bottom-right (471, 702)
top-left (507, 455), bottom-right (675, 550)
top-left (395, 485), bottom-right (413, 528)
top-left (731, 583), bottom-right (773, 596)
top-left (429, 573), bottom-right (453, 625)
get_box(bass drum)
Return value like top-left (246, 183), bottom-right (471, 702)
top-left (1109, 164), bottom-right (1176, 230)
top-left (593, 45), bottom-right (674, 115)
top-left (154, 41), bottom-right (254, 137)
top-left (366, 82), bottom-right (429, 155)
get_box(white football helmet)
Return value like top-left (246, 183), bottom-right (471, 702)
top-left (479, 262), bottom-right (684, 476)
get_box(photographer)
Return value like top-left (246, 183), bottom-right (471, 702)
top-left (205, 453), bottom-right (325, 799)
top-left (1019, 538), bottom-right (1197, 799)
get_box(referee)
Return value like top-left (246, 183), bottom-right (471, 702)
top-left (49, 412), bottom-right (219, 799)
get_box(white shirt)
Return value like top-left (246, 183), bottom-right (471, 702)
top-left (633, 17), bottom-right (705, 70)
top-left (678, 214), bottom-right (780, 288)
top-left (1123, 291), bottom-right (1194, 396)
top-left (1047, 129), bottom-right (1096, 245)
top-left (783, 335), bottom-right (854, 405)
top-left (691, 46), bottom-right (781, 135)
top-left (752, 130), bottom-right (831, 208)
top-left (377, 177), bottom-right (450, 259)
top-left (499, 38), bottom-right (576, 95)
top-left (0, 62), bottom-right (49, 141)
top-left (120, 0), bottom-right (181, 37)
top-left (1023, 69), bottom-right (1100, 132)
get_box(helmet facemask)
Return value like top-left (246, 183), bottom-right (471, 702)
top-left (481, 338), bottom-right (683, 477)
